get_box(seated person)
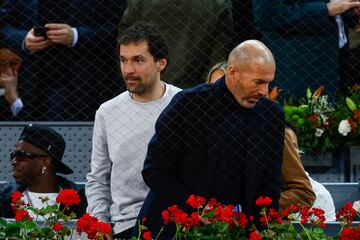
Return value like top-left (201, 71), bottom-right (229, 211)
top-left (0, 124), bottom-right (87, 218)
top-left (0, 47), bottom-right (23, 119)
top-left (205, 62), bottom-right (227, 83)
top-left (307, 173), bottom-right (336, 221)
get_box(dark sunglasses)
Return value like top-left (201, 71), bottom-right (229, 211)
top-left (10, 150), bottom-right (49, 162)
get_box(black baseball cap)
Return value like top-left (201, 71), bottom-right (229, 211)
top-left (18, 124), bottom-right (73, 174)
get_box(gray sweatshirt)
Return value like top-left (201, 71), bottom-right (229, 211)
top-left (85, 83), bottom-right (181, 234)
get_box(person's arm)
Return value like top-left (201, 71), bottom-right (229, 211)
top-left (279, 128), bottom-right (316, 212)
top-left (85, 108), bottom-right (112, 222)
top-left (142, 92), bottom-right (192, 208)
top-left (67, 0), bottom-right (127, 49)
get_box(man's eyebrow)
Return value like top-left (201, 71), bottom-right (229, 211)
top-left (120, 54), bottom-right (145, 59)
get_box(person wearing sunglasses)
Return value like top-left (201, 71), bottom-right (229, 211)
top-left (0, 124), bottom-right (87, 219)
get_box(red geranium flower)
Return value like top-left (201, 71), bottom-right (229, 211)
top-left (143, 231), bottom-right (152, 240)
top-left (53, 223), bottom-right (63, 231)
top-left (255, 196), bottom-right (272, 207)
top-left (15, 209), bottom-right (32, 221)
top-left (336, 202), bottom-right (357, 226)
top-left (97, 221), bottom-right (111, 235)
top-left (249, 231), bottom-right (263, 240)
top-left (11, 191), bottom-right (23, 204)
top-left (56, 189), bottom-right (80, 207)
top-left (339, 227), bottom-right (360, 240)
top-left (186, 194), bottom-right (206, 209)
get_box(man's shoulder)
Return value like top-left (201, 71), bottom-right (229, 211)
top-left (164, 83), bottom-right (182, 97)
top-left (97, 92), bottom-right (131, 112)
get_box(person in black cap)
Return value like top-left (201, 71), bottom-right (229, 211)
top-left (0, 124), bottom-right (87, 218)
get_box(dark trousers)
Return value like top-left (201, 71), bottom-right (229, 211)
top-left (113, 227), bottom-right (134, 240)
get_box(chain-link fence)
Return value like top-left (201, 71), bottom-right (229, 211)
top-left (1, 0), bottom-right (360, 234)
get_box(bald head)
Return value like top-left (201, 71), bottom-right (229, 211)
top-left (225, 40), bottom-right (276, 108)
top-left (228, 40), bottom-right (275, 69)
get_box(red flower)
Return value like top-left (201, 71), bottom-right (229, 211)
top-left (249, 231), bottom-right (263, 240)
top-left (233, 211), bottom-right (248, 228)
top-left (143, 231), bottom-right (152, 240)
top-left (14, 209), bottom-right (32, 221)
top-left (308, 114), bottom-right (318, 122)
top-left (289, 204), bottom-right (298, 212)
top-left (11, 191), bottom-right (23, 204)
top-left (76, 213), bottom-right (99, 239)
top-left (97, 221), bottom-right (111, 235)
top-left (336, 202), bottom-right (357, 226)
top-left (186, 194), bottom-right (206, 209)
top-left (339, 227), bottom-right (360, 240)
top-left (214, 205), bottom-right (234, 224)
top-left (56, 189), bottom-right (80, 207)
top-left (162, 210), bottom-right (171, 224)
top-left (53, 223), bottom-right (63, 231)
top-left (255, 196), bottom-right (272, 207)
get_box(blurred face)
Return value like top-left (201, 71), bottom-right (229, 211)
top-left (226, 60), bottom-right (275, 108)
top-left (120, 41), bottom-right (166, 96)
top-left (0, 48), bottom-right (22, 88)
top-left (11, 141), bottom-right (49, 185)
top-left (210, 69), bottom-right (225, 83)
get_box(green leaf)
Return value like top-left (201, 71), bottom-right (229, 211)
top-left (346, 97), bottom-right (357, 111)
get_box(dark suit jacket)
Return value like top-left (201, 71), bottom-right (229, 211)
top-left (136, 77), bottom-right (285, 239)
top-left (0, 0), bottom-right (127, 120)
top-left (253, 0), bottom-right (339, 102)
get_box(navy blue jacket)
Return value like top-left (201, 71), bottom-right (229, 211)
top-left (136, 77), bottom-right (285, 239)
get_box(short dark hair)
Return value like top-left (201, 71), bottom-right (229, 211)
top-left (118, 21), bottom-right (169, 61)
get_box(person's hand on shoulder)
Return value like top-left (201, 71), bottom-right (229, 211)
top-left (45, 23), bottom-right (74, 46)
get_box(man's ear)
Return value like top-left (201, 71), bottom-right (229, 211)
top-left (41, 156), bottom-right (52, 168)
top-left (157, 58), bottom-right (167, 72)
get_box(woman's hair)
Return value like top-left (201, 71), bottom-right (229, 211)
top-left (205, 61), bottom-right (227, 83)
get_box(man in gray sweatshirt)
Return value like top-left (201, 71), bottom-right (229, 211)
top-left (85, 22), bottom-right (181, 240)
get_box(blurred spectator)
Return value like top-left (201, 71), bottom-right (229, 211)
top-left (118, 0), bottom-right (234, 88)
top-left (253, 0), bottom-right (360, 102)
top-left (0, 124), bottom-right (87, 218)
top-left (86, 22), bottom-right (181, 240)
top-left (0, 0), bottom-right (127, 120)
top-left (280, 126), bottom-right (316, 212)
top-left (307, 172), bottom-right (336, 221)
top-left (206, 61), bottom-right (227, 83)
top-left (0, 46), bottom-right (23, 119)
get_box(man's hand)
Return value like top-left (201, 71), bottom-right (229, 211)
top-left (327, 0), bottom-right (360, 16)
top-left (0, 68), bottom-right (19, 105)
top-left (45, 23), bottom-right (74, 46)
top-left (24, 29), bottom-right (53, 53)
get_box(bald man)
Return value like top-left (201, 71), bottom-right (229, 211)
top-left (135, 40), bottom-right (285, 239)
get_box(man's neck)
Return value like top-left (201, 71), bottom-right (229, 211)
top-left (27, 176), bottom-right (58, 193)
top-left (132, 81), bottom-right (166, 103)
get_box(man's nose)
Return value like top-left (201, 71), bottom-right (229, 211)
top-left (121, 62), bottom-right (135, 74)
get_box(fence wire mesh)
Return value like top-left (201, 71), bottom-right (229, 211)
top-left (1, 0), bottom-right (360, 231)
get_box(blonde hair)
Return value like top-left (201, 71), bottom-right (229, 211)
top-left (205, 62), bottom-right (227, 83)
